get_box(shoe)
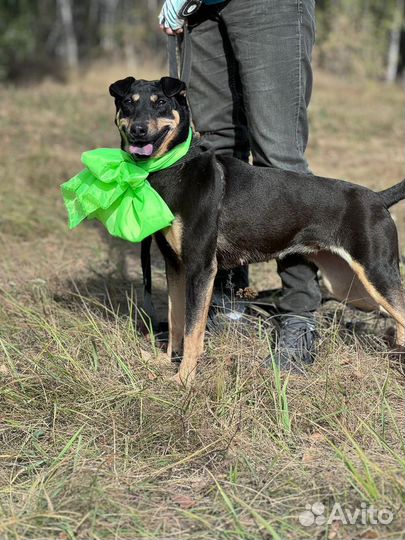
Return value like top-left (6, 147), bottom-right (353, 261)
top-left (207, 292), bottom-right (248, 333)
top-left (264, 314), bottom-right (317, 373)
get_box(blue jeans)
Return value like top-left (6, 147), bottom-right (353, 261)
top-left (187, 0), bottom-right (321, 314)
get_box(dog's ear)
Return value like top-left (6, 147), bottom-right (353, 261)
top-left (109, 76), bottom-right (136, 100)
top-left (160, 76), bottom-right (187, 98)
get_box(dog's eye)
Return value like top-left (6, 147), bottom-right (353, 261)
top-left (157, 99), bottom-right (167, 106)
top-left (123, 98), bottom-right (133, 105)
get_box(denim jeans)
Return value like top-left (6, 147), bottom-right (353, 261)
top-left (187, 0), bottom-right (322, 314)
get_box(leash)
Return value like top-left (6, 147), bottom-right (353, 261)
top-left (140, 19), bottom-right (194, 328)
top-left (140, 235), bottom-right (155, 324)
top-left (167, 22), bottom-right (192, 84)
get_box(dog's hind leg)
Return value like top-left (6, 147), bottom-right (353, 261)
top-left (166, 262), bottom-right (186, 361)
top-left (175, 258), bottom-right (218, 386)
top-left (348, 260), bottom-right (405, 350)
top-left (312, 249), bottom-right (405, 350)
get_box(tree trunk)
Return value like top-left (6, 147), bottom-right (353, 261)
top-left (57, 0), bottom-right (79, 69)
top-left (100, 0), bottom-right (120, 53)
top-left (89, 0), bottom-right (100, 28)
top-left (385, 0), bottom-right (404, 83)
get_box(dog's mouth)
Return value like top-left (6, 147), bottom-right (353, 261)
top-left (127, 127), bottom-right (170, 159)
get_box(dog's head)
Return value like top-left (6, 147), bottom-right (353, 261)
top-left (109, 76), bottom-right (190, 159)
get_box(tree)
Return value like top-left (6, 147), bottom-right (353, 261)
top-left (386, 0), bottom-right (405, 82)
top-left (57, 0), bottom-right (79, 69)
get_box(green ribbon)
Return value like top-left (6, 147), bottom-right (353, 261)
top-left (61, 129), bottom-right (193, 243)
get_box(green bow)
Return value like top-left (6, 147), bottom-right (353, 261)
top-left (61, 129), bottom-right (193, 243)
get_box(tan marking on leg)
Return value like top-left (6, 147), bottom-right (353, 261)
top-left (350, 260), bottom-right (405, 330)
top-left (310, 251), bottom-right (380, 311)
top-left (332, 248), bottom-right (405, 342)
top-left (166, 267), bottom-right (185, 358)
top-left (389, 291), bottom-right (405, 348)
top-left (132, 93), bottom-right (140, 102)
top-left (397, 320), bottom-right (405, 346)
top-left (311, 247), bottom-right (405, 347)
top-left (163, 216), bottom-right (183, 259)
top-left (150, 94), bottom-right (158, 102)
top-left (176, 262), bottom-right (217, 386)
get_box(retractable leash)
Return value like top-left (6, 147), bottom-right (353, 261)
top-left (179, 0), bottom-right (203, 17)
top-left (141, 3), bottom-right (196, 329)
top-left (167, 22), bottom-right (192, 83)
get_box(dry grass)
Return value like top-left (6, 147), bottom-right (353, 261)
top-left (0, 64), bottom-right (404, 539)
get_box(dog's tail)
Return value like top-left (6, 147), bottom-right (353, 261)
top-left (379, 178), bottom-right (405, 208)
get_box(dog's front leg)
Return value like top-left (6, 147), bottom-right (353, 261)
top-left (166, 261), bottom-right (185, 361)
top-left (175, 258), bottom-right (217, 386)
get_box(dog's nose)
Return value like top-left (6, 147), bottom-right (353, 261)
top-left (131, 124), bottom-right (148, 138)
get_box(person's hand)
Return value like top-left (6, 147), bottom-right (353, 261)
top-left (159, 0), bottom-right (185, 35)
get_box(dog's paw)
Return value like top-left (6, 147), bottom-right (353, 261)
top-left (167, 370), bottom-right (194, 388)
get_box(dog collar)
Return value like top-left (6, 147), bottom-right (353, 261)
top-left (61, 129), bottom-right (192, 243)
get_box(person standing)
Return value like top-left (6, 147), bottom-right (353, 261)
top-left (159, 0), bottom-right (321, 370)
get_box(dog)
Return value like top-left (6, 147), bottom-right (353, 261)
top-left (109, 75), bottom-right (405, 385)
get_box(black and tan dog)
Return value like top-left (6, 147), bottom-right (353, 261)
top-left (109, 75), bottom-right (405, 385)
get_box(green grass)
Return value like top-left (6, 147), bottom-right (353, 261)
top-left (0, 65), bottom-right (404, 539)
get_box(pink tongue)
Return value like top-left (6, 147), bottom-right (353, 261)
top-left (129, 143), bottom-right (154, 156)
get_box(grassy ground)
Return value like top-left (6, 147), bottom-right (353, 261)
top-left (0, 64), bottom-right (404, 540)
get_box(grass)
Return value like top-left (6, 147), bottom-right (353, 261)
top-left (0, 63), bottom-right (404, 539)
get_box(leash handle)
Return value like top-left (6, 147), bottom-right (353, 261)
top-left (168, 34), bottom-right (179, 78)
top-left (180, 23), bottom-right (192, 85)
top-left (167, 21), bottom-right (192, 85)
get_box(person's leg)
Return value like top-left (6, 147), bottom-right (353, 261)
top-left (187, 5), bottom-right (249, 296)
top-left (221, 0), bottom-right (321, 317)
top-left (187, 4), bottom-right (249, 161)
top-left (221, 0), bottom-right (315, 171)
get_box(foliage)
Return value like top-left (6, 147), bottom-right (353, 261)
top-left (316, 0), bottom-right (403, 78)
top-left (0, 0), bottom-right (165, 82)
top-left (0, 0), bottom-right (404, 82)
top-left (0, 0), bottom-right (55, 80)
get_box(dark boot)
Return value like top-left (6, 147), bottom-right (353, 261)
top-left (264, 313), bottom-right (317, 373)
